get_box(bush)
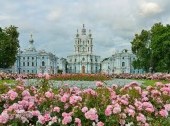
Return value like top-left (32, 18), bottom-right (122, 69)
top-left (0, 75), bottom-right (170, 125)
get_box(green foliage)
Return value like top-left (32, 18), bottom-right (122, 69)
top-left (131, 22), bottom-right (170, 72)
top-left (0, 25), bottom-right (19, 68)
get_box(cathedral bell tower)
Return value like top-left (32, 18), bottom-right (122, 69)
top-left (74, 24), bottom-right (93, 54)
top-left (28, 34), bottom-right (36, 52)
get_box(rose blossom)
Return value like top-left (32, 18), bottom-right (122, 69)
top-left (85, 108), bottom-right (98, 121)
top-left (62, 112), bottom-right (72, 125)
top-left (159, 109), bottom-right (168, 117)
top-left (97, 121), bottom-right (104, 126)
top-left (53, 106), bottom-right (60, 113)
top-left (0, 111), bottom-right (9, 124)
top-left (96, 81), bottom-right (103, 87)
top-left (136, 113), bottom-right (146, 123)
top-left (7, 90), bottom-right (18, 101)
top-left (164, 104), bottom-right (170, 111)
top-left (45, 91), bottom-right (54, 99)
top-left (82, 107), bottom-right (88, 113)
top-left (75, 118), bottom-right (81, 126)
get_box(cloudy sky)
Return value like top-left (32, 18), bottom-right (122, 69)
top-left (0, 0), bottom-right (170, 59)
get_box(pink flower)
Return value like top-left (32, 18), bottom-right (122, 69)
top-left (22, 90), bottom-right (30, 97)
top-left (82, 107), bottom-right (88, 113)
top-left (105, 105), bottom-right (113, 116)
top-left (85, 108), bottom-right (98, 121)
top-left (0, 111), bottom-right (9, 124)
top-left (119, 119), bottom-right (125, 125)
top-left (136, 113), bottom-right (146, 123)
top-left (38, 115), bottom-right (45, 124)
top-left (164, 104), bottom-right (170, 111)
top-left (32, 110), bottom-right (41, 116)
top-left (69, 95), bottom-right (82, 105)
top-left (16, 85), bottom-right (24, 91)
top-left (120, 99), bottom-right (129, 105)
top-left (134, 100), bottom-right (142, 111)
top-left (159, 109), bottom-right (168, 117)
top-left (62, 112), bottom-right (72, 125)
top-left (60, 93), bottom-right (69, 103)
top-left (125, 108), bottom-right (135, 117)
top-left (75, 118), bottom-right (82, 126)
top-left (83, 88), bottom-right (97, 96)
top-left (7, 90), bottom-right (18, 101)
top-left (37, 73), bottom-right (43, 78)
top-left (142, 102), bottom-right (154, 113)
top-left (97, 121), bottom-right (104, 126)
top-left (44, 73), bottom-right (50, 80)
top-left (44, 113), bottom-right (51, 122)
top-left (145, 107), bottom-right (154, 113)
top-left (51, 116), bottom-right (57, 123)
top-left (134, 86), bottom-right (142, 94)
top-left (113, 106), bottom-right (121, 114)
top-left (45, 91), bottom-right (54, 99)
top-left (53, 106), bottom-right (60, 113)
top-left (96, 81), bottom-right (103, 87)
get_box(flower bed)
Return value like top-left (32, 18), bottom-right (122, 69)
top-left (50, 74), bottom-right (111, 81)
top-left (0, 77), bottom-right (170, 125)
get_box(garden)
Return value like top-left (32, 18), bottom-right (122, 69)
top-left (0, 73), bottom-right (170, 125)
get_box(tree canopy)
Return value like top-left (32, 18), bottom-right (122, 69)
top-left (131, 23), bottom-right (170, 73)
top-left (0, 25), bottom-right (19, 68)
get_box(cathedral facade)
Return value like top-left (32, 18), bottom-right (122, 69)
top-left (101, 49), bottom-right (144, 74)
top-left (67, 25), bottom-right (101, 74)
top-left (12, 35), bottom-right (58, 74)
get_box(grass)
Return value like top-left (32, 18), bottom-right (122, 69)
top-left (0, 79), bottom-right (16, 85)
top-left (134, 79), bottom-right (170, 87)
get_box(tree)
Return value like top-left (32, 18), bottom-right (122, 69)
top-left (0, 25), bottom-right (19, 68)
top-left (131, 22), bottom-right (170, 73)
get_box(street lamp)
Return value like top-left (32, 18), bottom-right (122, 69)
top-left (18, 48), bottom-right (21, 74)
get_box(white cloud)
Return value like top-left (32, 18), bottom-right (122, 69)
top-left (0, 0), bottom-right (169, 58)
top-left (0, 15), bottom-right (10, 21)
top-left (47, 8), bottom-right (61, 21)
top-left (139, 2), bottom-right (162, 17)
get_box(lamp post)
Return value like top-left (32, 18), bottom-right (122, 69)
top-left (18, 48), bottom-right (21, 74)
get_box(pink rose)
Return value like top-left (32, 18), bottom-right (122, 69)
top-left (0, 111), bottom-right (9, 124)
top-left (96, 81), bottom-right (103, 87)
top-left (75, 118), bottom-right (81, 126)
top-left (7, 90), bottom-right (18, 101)
top-left (136, 113), bottom-right (146, 123)
top-left (62, 112), bottom-right (72, 125)
top-left (82, 107), bottom-right (88, 113)
top-left (159, 109), bottom-right (168, 117)
top-left (97, 121), bottom-right (104, 126)
top-left (53, 107), bottom-right (60, 113)
top-left (45, 91), bottom-right (54, 99)
top-left (164, 104), bottom-right (170, 111)
top-left (85, 108), bottom-right (98, 121)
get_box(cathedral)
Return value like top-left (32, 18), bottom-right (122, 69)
top-left (11, 25), bottom-right (144, 74)
top-left (12, 35), bottom-right (58, 74)
top-left (67, 24), bottom-right (101, 74)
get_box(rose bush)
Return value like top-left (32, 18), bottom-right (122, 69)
top-left (0, 75), bottom-right (170, 125)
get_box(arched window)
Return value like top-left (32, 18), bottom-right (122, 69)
top-left (75, 59), bottom-right (77, 62)
top-left (42, 61), bottom-right (45, 66)
top-left (82, 57), bottom-right (85, 61)
top-left (122, 62), bottom-right (125, 67)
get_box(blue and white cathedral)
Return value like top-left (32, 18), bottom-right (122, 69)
top-left (67, 24), bottom-right (101, 73)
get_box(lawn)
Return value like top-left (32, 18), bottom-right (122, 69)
top-left (0, 79), bottom-right (16, 85)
